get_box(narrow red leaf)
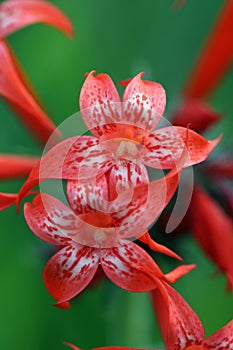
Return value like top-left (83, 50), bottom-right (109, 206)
top-left (184, 1), bottom-right (233, 98)
top-left (0, 40), bottom-right (60, 144)
top-left (0, 0), bottom-right (74, 38)
top-left (0, 154), bottom-right (39, 179)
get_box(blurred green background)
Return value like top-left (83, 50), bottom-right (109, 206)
top-left (0, 0), bottom-right (233, 349)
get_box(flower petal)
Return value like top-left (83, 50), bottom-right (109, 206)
top-left (142, 126), bottom-right (221, 169)
top-left (110, 152), bottom-right (186, 239)
top-left (0, 192), bottom-right (18, 210)
top-left (0, 154), bottom-right (39, 179)
top-left (79, 71), bottom-right (121, 137)
top-left (190, 186), bottom-right (233, 291)
top-left (67, 175), bottom-right (108, 215)
top-left (64, 344), bottom-right (81, 350)
top-left (43, 243), bottom-right (99, 303)
top-left (151, 281), bottom-right (204, 350)
top-left (18, 136), bottom-right (113, 206)
top-left (24, 193), bottom-right (75, 245)
top-left (0, 40), bottom-right (59, 144)
top-left (139, 231), bottom-right (182, 261)
top-left (172, 99), bottom-right (221, 133)
top-left (0, 0), bottom-right (73, 38)
top-left (122, 72), bottom-right (166, 131)
top-left (203, 320), bottom-right (233, 349)
top-left (184, 1), bottom-right (233, 98)
top-left (101, 240), bottom-right (166, 292)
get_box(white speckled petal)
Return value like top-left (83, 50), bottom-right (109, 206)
top-left (101, 240), bottom-right (165, 292)
top-left (203, 320), bottom-right (233, 350)
top-left (43, 243), bottom-right (99, 302)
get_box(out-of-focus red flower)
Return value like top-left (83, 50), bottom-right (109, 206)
top-left (152, 281), bottom-right (233, 350)
top-left (190, 186), bottom-right (233, 291)
top-left (172, 99), bottom-right (221, 133)
top-left (184, 0), bottom-right (233, 99)
top-left (0, 0), bottom-right (73, 144)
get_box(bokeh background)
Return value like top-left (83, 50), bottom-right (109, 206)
top-left (0, 0), bottom-right (233, 349)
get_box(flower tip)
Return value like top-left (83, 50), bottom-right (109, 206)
top-left (54, 301), bottom-right (71, 310)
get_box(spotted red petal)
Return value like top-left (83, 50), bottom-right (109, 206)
top-left (139, 231), bottom-right (182, 261)
top-left (184, 1), bottom-right (233, 98)
top-left (67, 175), bottom-right (108, 215)
top-left (79, 71), bottom-right (121, 137)
top-left (0, 0), bottom-right (73, 38)
top-left (101, 240), bottom-right (165, 292)
top-left (152, 281), bottom-right (204, 350)
top-left (142, 126), bottom-right (221, 169)
top-left (111, 153), bottom-right (185, 240)
top-left (17, 136), bottom-right (114, 207)
top-left (172, 99), bottom-right (221, 133)
top-left (203, 320), bottom-right (233, 349)
top-left (0, 40), bottom-right (59, 144)
top-left (108, 160), bottom-right (149, 228)
top-left (122, 72), bottom-right (166, 131)
top-left (0, 192), bottom-right (18, 210)
top-left (43, 243), bottom-right (99, 303)
top-left (190, 186), bottom-right (233, 291)
top-left (24, 193), bottom-right (76, 245)
top-left (0, 154), bottom-right (39, 179)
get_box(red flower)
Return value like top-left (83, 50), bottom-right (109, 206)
top-left (17, 71), bottom-right (220, 208)
top-left (152, 281), bottom-right (233, 350)
top-left (24, 169), bottom-right (195, 304)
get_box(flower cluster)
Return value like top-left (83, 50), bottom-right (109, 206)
top-left (0, 1), bottom-right (232, 350)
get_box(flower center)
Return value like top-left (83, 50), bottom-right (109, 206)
top-left (116, 140), bottom-right (138, 158)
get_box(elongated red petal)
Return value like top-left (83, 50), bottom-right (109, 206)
top-left (152, 281), bottom-right (204, 350)
top-left (172, 100), bottom-right (221, 133)
top-left (0, 154), bottom-right (39, 179)
top-left (165, 264), bottom-right (196, 284)
top-left (122, 72), bottom-right (166, 131)
top-left (138, 232), bottom-right (182, 261)
top-left (24, 194), bottom-right (74, 245)
top-left (0, 192), bottom-right (18, 210)
top-left (0, 40), bottom-right (59, 144)
top-left (203, 320), bottom-right (233, 349)
top-left (142, 126), bottom-right (221, 169)
top-left (101, 240), bottom-right (166, 292)
top-left (190, 186), bottom-right (233, 291)
top-left (0, 0), bottom-right (73, 38)
top-left (79, 71), bottom-right (121, 137)
top-left (17, 136), bottom-right (113, 206)
top-left (43, 243), bottom-right (99, 303)
top-left (184, 1), bottom-right (233, 98)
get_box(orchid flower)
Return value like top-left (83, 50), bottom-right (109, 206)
top-left (152, 281), bottom-right (233, 350)
top-left (23, 166), bottom-right (196, 304)
top-left (17, 71), bottom-right (220, 207)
